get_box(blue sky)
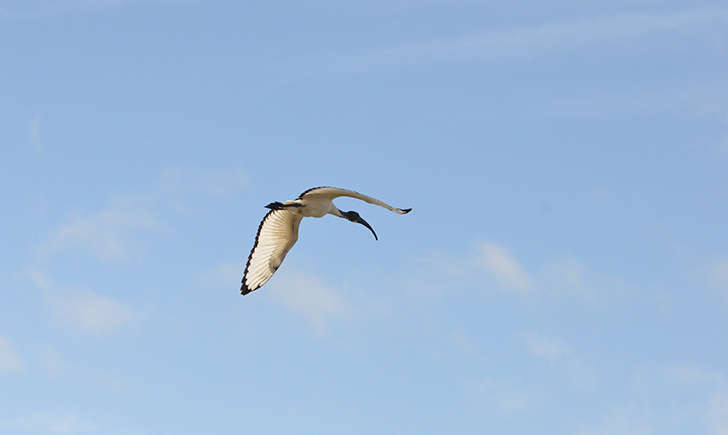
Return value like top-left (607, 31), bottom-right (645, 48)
top-left (1, 0), bottom-right (728, 433)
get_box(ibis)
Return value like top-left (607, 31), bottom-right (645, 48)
top-left (240, 186), bottom-right (411, 295)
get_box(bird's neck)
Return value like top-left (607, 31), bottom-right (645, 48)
top-left (329, 207), bottom-right (344, 218)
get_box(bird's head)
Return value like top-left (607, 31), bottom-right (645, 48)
top-left (342, 210), bottom-right (378, 240)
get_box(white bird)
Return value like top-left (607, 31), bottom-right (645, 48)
top-left (241, 186), bottom-right (411, 295)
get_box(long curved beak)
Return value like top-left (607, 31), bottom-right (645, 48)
top-left (355, 216), bottom-right (378, 240)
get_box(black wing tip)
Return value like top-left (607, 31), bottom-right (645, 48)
top-left (401, 208), bottom-right (412, 214)
top-left (240, 209), bottom-right (277, 297)
top-left (240, 281), bottom-right (256, 295)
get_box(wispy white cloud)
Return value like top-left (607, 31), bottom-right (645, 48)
top-left (27, 267), bottom-right (52, 291)
top-left (270, 271), bottom-right (350, 334)
top-left (542, 257), bottom-right (588, 290)
top-left (709, 393), bottom-right (728, 435)
top-left (0, 411), bottom-right (148, 435)
top-left (343, 7), bottom-right (728, 69)
top-left (0, 335), bottom-right (23, 374)
top-left (475, 378), bottom-right (532, 414)
top-left (476, 241), bottom-right (530, 292)
top-left (44, 204), bottom-right (160, 261)
top-left (202, 261), bottom-right (243, 290)
top-left (2, 412), bottom-right (93, 434)
top-left (398, 253), bottom-right (470, 302)
top-left (568, 363), bottom-right (728, 435)
top-left (46, 413), bottom-right (93, 434)
top-left (662, 363), bottom-right (726, 386)
top-left (46, 291), bottom-right (134, 334)
top-left (522, 332), bottom-right (596, 390)
top-left (41, 167), bottom-right (248, 261)
top-left (27, 269), bottom-right (135, 334)
top-left (420, 242), bottom-right (623, 306)
top-left (523, 332), bottom-right (572, 361)
top-left (540, 257), bottom-right (606, 302)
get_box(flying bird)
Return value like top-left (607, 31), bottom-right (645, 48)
top-left (241, 186), bottom-right (411, 295)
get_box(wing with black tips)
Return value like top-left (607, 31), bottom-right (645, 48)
top-left (241, 209), bottom-right (303, 295)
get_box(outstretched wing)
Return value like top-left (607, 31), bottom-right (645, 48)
top-left (241, 209), bottom-right (303, 295)
top-left (298, 186), bottom-right (411, 214)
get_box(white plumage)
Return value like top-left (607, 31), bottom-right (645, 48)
top-left (241, 186), bottom-right (411, 295)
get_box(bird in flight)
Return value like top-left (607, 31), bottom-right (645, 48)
top-left (241, 186), bottom-right (411, 295)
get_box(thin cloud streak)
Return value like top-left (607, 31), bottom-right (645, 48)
top-left (0, 411), bottom-right (110, 435)
top-left (709, 394), bottom-right (728, 435)
top-left (46, 291), bottom-right (135, 334)
top-left (475, 378), bottom-right (532, 414)
top-left (27, 269), bottom-right (136, 334)
top-left (341, 7), bottom-right (728, 69)
top-left (477, 241), bottom-right (530, 292)
top-left (0, 335), bottom-right (23, 373)
top-left (419, 242), bottom-right (623, 305)
top-left (523, 333), bottom-right (572, 362)
top-left (540, 257), bottom-right (598, 301)
top-left (45, 206), bottom-right (160, 261)
top-left (202, 261), bottom-right (243, 291)
top-left (270, 270), bottom-right (350, 334)
top-left (522, 332), bottom-right (596, 390)
top-left (39, 167), bottom-right (249, 262)
top-left (662, 363), bottom-right (726, 386)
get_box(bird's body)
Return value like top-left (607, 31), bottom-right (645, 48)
top-left (280, 198), bottom-right (334, 218)
top-left (241, 186), bottom-right (411, 295)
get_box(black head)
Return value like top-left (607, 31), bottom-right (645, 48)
top-left (342, 210), bottom-right (378, 240)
